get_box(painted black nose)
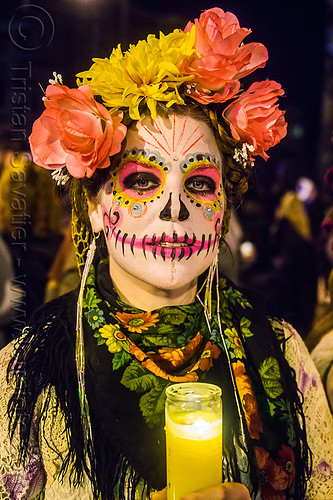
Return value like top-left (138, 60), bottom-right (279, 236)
top-left (159, 193), bottom-right (190, 221)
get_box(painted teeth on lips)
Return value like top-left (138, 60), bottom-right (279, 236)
top-left (158, 242), bottom-right (189, 248)
top-left (147, 234), bottom-right (194, 247)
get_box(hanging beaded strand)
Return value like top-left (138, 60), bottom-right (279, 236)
top-left (196, 255), bottom-right (247, 444)
top-left (75, 237), bottom-right (96, 446)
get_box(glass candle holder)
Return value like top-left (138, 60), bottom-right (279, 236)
top-left (165, 382), bottom-right (222, 500)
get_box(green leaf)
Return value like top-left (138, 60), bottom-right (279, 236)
top-left (159, 308), bottom-right (187, 325)
top-left (156, 323), bottom-right (179, 335)
top-left (121, 361), bottom-right (157, 393)
top-left (83, 288), bottom-right (101, 309)
top-left (112, 350), bottom-right (131, 370)
top-left (267, 400), bottom-right (277, 416)
top-left (86, 274), bottom-right (95, 286)
top-left (116, 300), bottom-right (140, 314)
top-left (142, 334), bottom-right (175, 347)
top-left (275, 399), bottom-right (290, 413)
top-left (269, 318), bottom-right (286, 342)
top-left (287, 424), bottom-right (296, 447)
top-left (86, 266), bottom-right (95, 285)
top-left (240, 317), bottom-right (253, 338)
top-left (259, 357), bottom-right (283, 399)
top-left (219, 278), bottom-right (227, 289)
top-left (96, 337), bottom-right (106, 345)
top-left (139, 382), bottom-right (167, 427)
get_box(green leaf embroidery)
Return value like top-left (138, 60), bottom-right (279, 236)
top-left (83, 288), bottom-right (102, 309)
top-left (274, 399), bottom-right (291, 413)
top-left (159, 308), bottom-right (187, 325)
top-left (86, 274), bottom-right (95, 286)
top-left (141, 334), bottom-right (175, 348)
top-left (112, 350), bottom-right (132, 370)
top-left (259, 357), bottom-right (283, 399)
top-left (220, 278), bottom-right (227, 289)
top-left (267, 400), bottom-right (277, 416)
top-left (156, 323), bottom-right (181, 336)
top-left (269, 318), bottom-right (286, 342)
top-left (287, 424), bottom-right (296, 447)
top-left (96, 337), bottom-right (107, 345)
top-left (139, 382), bottom-right (167, 427)
top-left (116, 300), bottom-right (139, 314)
top-left (86, 265), bottom-right (95, 286)
top-left (223, 287), bottom-right (252, 309)
top-left (121, 361), bottom-right (157, 393)
top-left (240, 317), bottom-right (253, 338)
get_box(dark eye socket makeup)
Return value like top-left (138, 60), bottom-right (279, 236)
top-left (185, 175), bottom-right (216, 195)
top-left (123, 171), bottom-right (161, 192)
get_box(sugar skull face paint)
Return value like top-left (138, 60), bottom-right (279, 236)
top-left (98, 113), bottom-right (224, 290)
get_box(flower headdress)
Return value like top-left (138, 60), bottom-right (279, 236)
top-left (29, 7), bottom-right (287, 181)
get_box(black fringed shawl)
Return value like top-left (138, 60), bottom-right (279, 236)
top-left (7, 266), bottom-right (311, 499)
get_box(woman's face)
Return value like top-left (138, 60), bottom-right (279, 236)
top-left (96, 113), bottom-right (224, 290)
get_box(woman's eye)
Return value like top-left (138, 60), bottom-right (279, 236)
top-left (185, 175), bottom-right (216, 195)
top-left (123, 172), bottom-right (161, 192)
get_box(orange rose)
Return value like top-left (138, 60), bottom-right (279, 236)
top-left (29, 84), bottom-right (126, 178)
top-left (254, 446), bottom-right (290, 495)
top-left (182, 8), bottom-right (268, 103)
top-left (223, 80), bottom-right (287, 160)
top-left (198, 342), bottom-right (221, 371)
top-left (232, 361), bottom-right (263, 439)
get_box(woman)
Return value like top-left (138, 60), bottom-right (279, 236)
top-left (0, 7), bottom-right (332, 500)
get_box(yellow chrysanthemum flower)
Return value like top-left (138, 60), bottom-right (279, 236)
top-left (99, 324), bottom-right (124, 353)
top-left (77, 28), bottom-right (196, 119)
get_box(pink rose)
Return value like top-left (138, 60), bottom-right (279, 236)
top-left (223, 80), bottom-right (288, 160)
top-left (29, 84), bottom-right (127, 178)
top-left (182, 8), bottom-right (268, 103)
top-left (254, 446), bottom-right (290, 497)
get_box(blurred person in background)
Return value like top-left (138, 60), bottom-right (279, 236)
top-left (0, 235), bottom-right (21, 347)
top-left (268, 187), bottom-right (318, 338)
top-left (0, 150), bottom-right (67, 335)
top-left (307, 170), bottom-right (333, 412)
top-left (44, 222), bottom-right (80, 302)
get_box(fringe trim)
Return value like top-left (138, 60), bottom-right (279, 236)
top-left (6, 292), bottom-right (149, 499)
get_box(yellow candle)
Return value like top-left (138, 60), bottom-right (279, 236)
top-left (165, 383), bottom-right (222, 500)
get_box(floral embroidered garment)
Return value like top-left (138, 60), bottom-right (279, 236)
top-left (80, 261), bottom-right (307, 497)
top-left (0, 262), bottom-right (332, 498)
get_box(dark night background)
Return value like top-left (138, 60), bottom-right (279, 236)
top-left (1, 0), bottom-right (333, 340)
top-left (0, 0), bottom-right (329, 183)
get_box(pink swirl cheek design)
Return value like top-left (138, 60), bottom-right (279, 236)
top-left (102, 203), bottom-right (123, 241)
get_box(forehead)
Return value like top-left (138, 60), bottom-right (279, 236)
top-left (124, 114), bottom-right (222, 163)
